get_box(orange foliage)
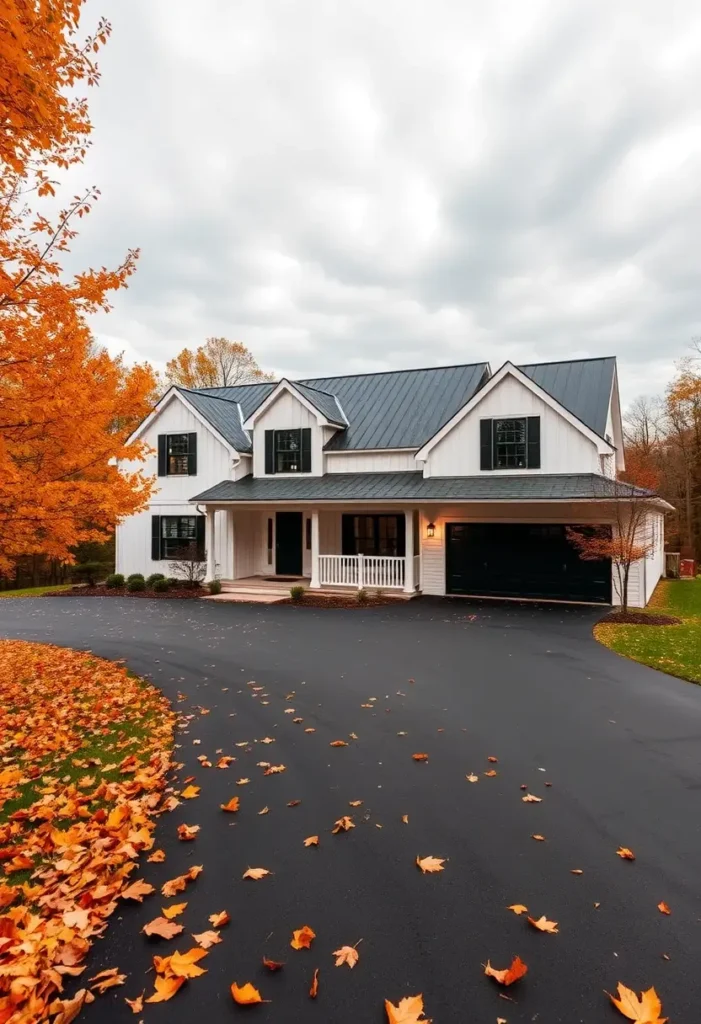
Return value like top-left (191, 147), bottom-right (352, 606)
top-left (165, 337), bottom-right (273, 389)
top-left (0, 1), bottom-right (155, 574)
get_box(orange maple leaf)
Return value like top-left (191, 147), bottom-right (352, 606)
top-left (607, 982), bottom-right (667, 1023)
top-left (192, 930), bottom-right (221, 948)
top-left (412, 753), bottom-right (429, 761)
top-left (304, 836), bottom-right (319, 847)
top-left (330, 740), bottom-right (348, 747)
top-left (162, 903), bottom-right (187, 920)
top-left (506, 904), bottom-right (528, 915)
top-left (124, 992), bottom-right (144, 1014)
top-left (242, 867), bottom-right (271, 880)
top-left (333, 945), bottom-right (360, 968)
top-left (181, 785), bottom-right (200, 799)
top-left (657, 902), bottom-right (671, 915)
top-left (291, 925), bottom-right (316, 950)
top-left (145, 976), bottom-right (185, 1003)
top-left (121, 879), bottom-right (155, 902)
top-left (262, 957), bottom-right (284, 971)
top-left (527, 915), bottom-right (559, 933)
top-left (309, 968), bottom-right (319, 998)
top-left (484, 956), bottom-right (528, 986)
top-left (142, 917), bottom-right (184, 940)
top-left (415, 855), bottom-right (445, 873)
top-left (231, 982), bottom-right (266, 1005)
top-left (220, 796), bottom-right (240, 812)
top-left (617, 847), bottom-right (636, 860)
top-left (177, 824), bottom-right (199, 840)
top-left (332, 815), bottom-right (355, 833)
top-left (208, 911), bottom-right (230, 928)
top-left (385, 993), bottom-right (432, 1022)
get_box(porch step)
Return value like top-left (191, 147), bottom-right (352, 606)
top-left (220, 583), bottom-right (292, 598)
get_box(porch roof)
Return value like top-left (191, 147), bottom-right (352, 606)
top-left (191, 472), bottom-right (660, 504)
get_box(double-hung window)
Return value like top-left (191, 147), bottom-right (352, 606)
top-left (264, 428), bottom-right (312, 474)
top-left (480, 416), bottom-right (540, 470)
top-left (151, 515), bottom-right (205, 561)
top-left (157, 433), bottom-right (197, 476)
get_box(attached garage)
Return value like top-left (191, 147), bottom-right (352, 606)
top-left (445, 522), bottom-right (611, 604)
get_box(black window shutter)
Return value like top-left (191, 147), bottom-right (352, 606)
top-left (527, 416), bottom-right (541, 469)
top-left (196, 516), bottom-right (206, 561)
top-left (396, 514), bottom-right (406, 557)
top-left (265, 431), bottom-right (275, 474)
top-left (342, 515), bottom-right (356, 555)
top-left (157, 435), bottom-right (167, 476)
top-left (480, 419), bottom-right (493, 470)
top-left (187, 433), bottom-right (197, 475)
top-left (151, 515), bottom-right (161, 560)
top-left (301, 428), bottom-right (312, 473)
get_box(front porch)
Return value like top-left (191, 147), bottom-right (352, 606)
top-left (202, 506), bottom-right (420, 594)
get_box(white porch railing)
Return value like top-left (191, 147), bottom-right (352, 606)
top-left (318, 554), bottom-right (406, 590)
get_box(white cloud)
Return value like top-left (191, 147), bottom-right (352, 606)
top-left (72, 0), bottom-right (701, 403)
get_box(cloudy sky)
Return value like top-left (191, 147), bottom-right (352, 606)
top-left (73, 0), bottom-right (701, 402)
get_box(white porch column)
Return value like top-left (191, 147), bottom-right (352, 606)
top-left (205, 508), bottom-right (216, 582)
top-left (310, 510), bottom-right (321, 588)
top-left (229, 509), bottom-right (235, 580)
top-left (404, 508), bottom-right (415, 593)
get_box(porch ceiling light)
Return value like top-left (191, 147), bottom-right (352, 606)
top-left (426, 522), bottom-right (436, 538)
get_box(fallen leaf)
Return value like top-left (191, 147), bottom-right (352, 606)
top-left (349, 800), bottom-right (363, 807)
top-left (617, 847), bottom-right (636, 861)
top-left (416, 855), bottom-right (445, 873)
top-left (216, 756), bottom-right (235, 768)
top-left (522, 794), bottom-right (542, 803)
top-left (264, 765), bottom-right (286, 774)
top-left (221, 796), bottom-right (240, 812)
top-left (263, 956), bottom-right (285, 970)
top-left (402, 814), bottom-right (409, 824)
top-left (304, 835), bottom-right (319, 847)
top-left (287, 799), bottom-right (301, 807)
top-left (658, 902), bottom-right (671, 915)
top-left (466, 773), bottom-right (479, 783)
top-left (284, 707), bottom-right (295, 713)
top-left (309, 968), bottom-right (319, 998)
top-left (607, 982), bottom-right (667, 1023)
top-left (209, 911), bottom-right (230, 927)
top-left (304, 727), bottom-right (316, 733)
top-left (121, 879), bottom-right (155, 902)
top-left (243, 867), bottom-right (271, 880)
top-left (412, 753), bottom-right (429, 761)
top-left (142, 917), bottom-right (184, 940)
top-left (330, 740), bottom-right (348, 747)
top-left (177, 824), bottom-right (200, 840)
top-left (236, 778), bottom-right (250, 786)
top-left (181, 785), bottom-right (200, 799)
top-left (332, 816), bottom-right (355, 833)
top-left (571, 869), bottom-right (584, 875)
top-left (484, 769), bottom-right (498, 777)
top-left (385, 993), bottom-right (431, 1022)
top-left (146, 975), bottom-right (186, 1003)
top-left (258, 806), bottom-right (269, 815)
top-left (291, 925), bottom-right (316, 950)
top-left (506, 904), bottom-right (528, 915)
top-left (166, 947), bottom-right (209, 978)
top-left (333, 945), bottom-right (360, 968)
top-left (531, 834), bottom-right (546, 841)
top-left (231, 982), bottom-right (266, 1005)
top-left (89, 968), bottom-right (126, 994)
top-left (527, 915), bottom-right (559, 933)
top-left (147, 849), bottom-right (166, 863)
top-left (487, 756), bottom-right (499, 762)
top-left (162, 902), bottom-right (187, 919)
top-left (484, 956), bottom-right (528, 986)
top-left (193, 930), bottom-right (222, 948)
top-left (349, 732), bottom-right (359, 740)
top-left (124, 992), bottom-right (144, 1014)
top-left (260, 737), bottom-right (275, 744)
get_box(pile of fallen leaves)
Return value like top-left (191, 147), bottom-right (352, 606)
top-left (0, 640), bottom-right (174, 1023)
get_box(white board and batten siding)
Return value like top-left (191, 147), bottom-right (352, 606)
top-left (424, 374), bottom-right (601, 477)
top-left (116, 394), bottom-right (234, 578)
top-left (325, 450), bottom-right (417, 473)
top-left (252, 391), bottom-right (324, 476)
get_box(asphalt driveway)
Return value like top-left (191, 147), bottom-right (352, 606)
top-left (1, 596), bottom-right (700, 1022)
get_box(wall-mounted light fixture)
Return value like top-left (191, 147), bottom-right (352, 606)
top-left (426, 522), bottom-right (436, 538)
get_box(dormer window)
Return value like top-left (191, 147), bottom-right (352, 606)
top-left (480, 417), bottom-right (540, 470)
top-left (265, 428), bottom-right (312, 474)
top-left (157, 432), bottom-right (197, 476)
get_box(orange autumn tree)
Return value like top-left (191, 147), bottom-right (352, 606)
top-left (165, 337), bottom-right (274, 389)
top-left (0, 1), bottom-right (156, 574)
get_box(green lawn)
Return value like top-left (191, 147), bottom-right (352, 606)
top-left (0, 584), bottom-right (70, 598)
top-left (595, 578), bottom-right (701, 684)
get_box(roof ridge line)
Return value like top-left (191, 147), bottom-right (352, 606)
top-left (299, 360), bottom-right (489, 384)
top-left (518, 355), bottom-right (616, 367)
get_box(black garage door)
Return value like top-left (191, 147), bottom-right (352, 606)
top-left (446, 523), bottom-right (611, 603)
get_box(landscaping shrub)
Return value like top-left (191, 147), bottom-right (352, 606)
top-left (152, 578), bottom-right (170, 593)
top-left (127, 577), bottom-right (146, 592)
top-left (290, 585), bottom-right (306, 602)
top-left (105, 573), bottom-right (125, 589)
top-left (127, 573), bottom-right (145, 583)
top-left (356, 588), bottom-right (369, 605)
top-left (209, 579), bottom-right (222, 595)
top-left (146, 572), bottom-right (165, 587)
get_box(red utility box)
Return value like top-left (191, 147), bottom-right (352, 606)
top-left (680, 559), bottom-right (696, 578)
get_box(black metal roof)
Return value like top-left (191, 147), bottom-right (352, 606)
top-left (184, 357), bottom-right (616, 452)
top-left (192, 472), bottom-right (651, 504)
top-left (519, 357), bottom-right (615, 437)
top-left (178, 390), bottom-right (252, 452)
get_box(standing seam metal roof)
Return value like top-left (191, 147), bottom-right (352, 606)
top-left (519, 358), bottom-right (615, 438)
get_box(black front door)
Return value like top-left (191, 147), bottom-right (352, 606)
top-left (446, 523), bottom-right (611, 603)
top-left (275, 512), bottom-right (303, 576)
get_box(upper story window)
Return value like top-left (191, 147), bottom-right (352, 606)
top-left (158, 432), bottom-right (197, 476)
top-left (480, 416), bottom-right (540, 470)
top-left (264, 428), bottom-right (312, 474)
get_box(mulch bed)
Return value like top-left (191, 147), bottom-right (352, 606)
top-left (43, 585), bottom-right (202, 599)
top-left (599, 610), bottom-right (682, 626)
top-left (282, 593), bottom-right (409, 609)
